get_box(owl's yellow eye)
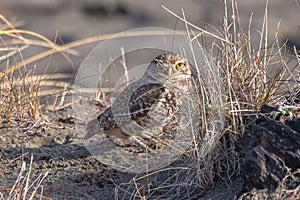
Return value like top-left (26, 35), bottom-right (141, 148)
top-left (156, 62), bottom-right (161, 68)
top-left (176, 63), bottom-right (185, 69)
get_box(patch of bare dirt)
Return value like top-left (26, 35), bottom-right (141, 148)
top-left (0, 105), bottom-right (299, 199)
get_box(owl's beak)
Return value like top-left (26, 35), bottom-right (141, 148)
top-left (168, 67), bottom-right (172, 77)
top-left (185, 72), bottom-right (192, 79)
top-left (175, 72), bottom-right (192, 80)
top-left (182, 71), bottom-right (192, 80)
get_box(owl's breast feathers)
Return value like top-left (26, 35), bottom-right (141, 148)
top-left (129, 83), bottom-right (178, 122)
top-left (86, 83), bottom-right (180, 138)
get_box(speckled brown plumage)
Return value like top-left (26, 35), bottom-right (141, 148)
top-left (86, 53), bottom-right (192, 152)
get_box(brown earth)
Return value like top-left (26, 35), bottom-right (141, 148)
top-left (0, 104), bottom-right (299, 200)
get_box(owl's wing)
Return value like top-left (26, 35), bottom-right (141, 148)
top-left (85, 107), bottom-right (122, 139)
top-left (85, 83), bottom-right (163, 139)
top-left (128, 83), bottom-right (179, 145)
top-left (129, 83), bottom-right (164, 121)
top-left (85, 83), bottom-right (178, 139)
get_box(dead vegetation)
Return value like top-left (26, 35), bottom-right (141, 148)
top-left (0, 0), bottom-right (299, 199)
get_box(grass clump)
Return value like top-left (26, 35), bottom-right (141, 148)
top-left (124, 1), bottom-right (300, 199)
top-left (0, 0), bottom-right (299, 199)
top-left (216, 0), bottom-right (299, 133)
top-left (0, 15), bottom-right (57, 121)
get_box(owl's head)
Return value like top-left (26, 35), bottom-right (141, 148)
top-left (145, 53), bottom-right (192, 84)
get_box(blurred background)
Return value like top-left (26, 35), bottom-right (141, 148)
top-left (1, 0), bottom-right (299, 73)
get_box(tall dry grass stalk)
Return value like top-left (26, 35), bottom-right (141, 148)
top-left (0, 15), bottom-right (73, 199)
top-left (0, 15), bottom-right (73, 121)
top-left (216, 0), bottom-right (298, 133)
top-left (121, 1), bottom-right (299, 199)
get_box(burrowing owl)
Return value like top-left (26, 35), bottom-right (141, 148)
top-left (86, 53), bottom-right (192, 152)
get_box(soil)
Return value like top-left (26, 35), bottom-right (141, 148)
top-left (0, 105), bottom-right (299, 200)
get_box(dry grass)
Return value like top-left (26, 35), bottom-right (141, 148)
top-left (0, 15), bottom-right (72, 200)
top-left (216, 0), bottom-right (299, 132)
top-left (123, 1), bottom-right (299, 199)
top-left (0, 0), bottom-right (299, 199)
top-left (0, 154), bottom-right (51, 200)
top-left (0, 15), bottom-right (73, 121)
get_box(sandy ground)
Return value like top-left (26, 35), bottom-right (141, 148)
top-left (0, 106), bottom-right (243, 200)
top-left (0, 104), bottom-right (299, 199)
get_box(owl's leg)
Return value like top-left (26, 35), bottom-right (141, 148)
top-left (109, 134), bottom-right (159, 153)
top-left (130, 135), bottom-right (159, 153)
top-left (136, 130), bottom-right (172, 151)
top-left (140, 117), bottom-right (178, 150)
